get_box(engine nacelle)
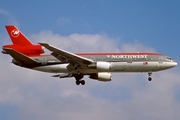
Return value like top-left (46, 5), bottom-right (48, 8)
top-left (88, 62), bottom-right (111, 71)
top-left (2, 44), bottom-right (45, 56)
top-left (89, 72), bottom-right (112, 81)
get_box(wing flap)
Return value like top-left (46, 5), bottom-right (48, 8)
top-left (3, 48), bottom-right (38, 64)
top-left (51, 73), bottom-right (73, 78)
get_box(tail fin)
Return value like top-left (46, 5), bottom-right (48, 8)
top-left (2, 25), bottom-right (44, 56)
top-left (5, 26), bottom-right (33, 46)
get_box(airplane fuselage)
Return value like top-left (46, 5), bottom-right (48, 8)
top-left (14, 52), bottom-right (177, 74)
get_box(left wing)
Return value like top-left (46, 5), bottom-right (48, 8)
top-left (39, 43), bottom-right (93, 69)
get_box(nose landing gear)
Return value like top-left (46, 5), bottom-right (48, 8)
top-left (148, 72), bottom-right (152, 81)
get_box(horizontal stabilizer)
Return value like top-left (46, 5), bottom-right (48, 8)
top-left (4, 48), bottom-right (38, 64)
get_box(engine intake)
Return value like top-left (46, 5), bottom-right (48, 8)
top-left (89, 72), bottom-right (112, 81)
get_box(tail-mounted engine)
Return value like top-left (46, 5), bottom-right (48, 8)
top-left (2, 44), bottom-right (44, 56)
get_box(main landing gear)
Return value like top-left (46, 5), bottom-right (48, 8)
top-left (74, 73), bottom-right (85, 85)
top-left (148, 72), bottom-right (152, 81)
top-left (76, 80), bottom-right (85, 85)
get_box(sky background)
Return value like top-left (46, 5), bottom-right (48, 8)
top-left (0, 0), bottom-right (180, 120)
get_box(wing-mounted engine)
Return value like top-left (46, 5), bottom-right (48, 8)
top-left (88, 62), bottom-right (111, 71)
top-left (89, 72), bottom-right (112, 81)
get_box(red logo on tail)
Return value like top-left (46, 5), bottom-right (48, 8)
top-left (11, 29), bottom-right (20, 37)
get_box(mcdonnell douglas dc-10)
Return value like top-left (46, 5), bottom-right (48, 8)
top-left (2, 26), bottom-right (177, 85)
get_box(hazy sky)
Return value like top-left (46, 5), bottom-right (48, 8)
top-left (0, 0), bottom-right (180, 120)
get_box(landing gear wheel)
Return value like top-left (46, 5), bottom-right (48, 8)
top-left (76, 80), bottom-right (81, 85)
top-left (74, 72), bottom-right (85, 85)
top-left (81, 80), bottom-right (85, 85)
top-left (75, 80), bottom-right (85, 85)
top-left (148, 77), bottom-right (152, 81)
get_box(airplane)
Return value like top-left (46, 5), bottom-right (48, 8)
top-left (2, 25), bottom-right (177, 85)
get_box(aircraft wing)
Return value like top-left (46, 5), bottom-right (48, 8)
top-left (3, 48), bottom-right (38, 64)
top-left (39, 43), bottom-right (93, 68)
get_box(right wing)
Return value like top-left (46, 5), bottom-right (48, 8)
top-left (3, 48), bottom-right (38, 64)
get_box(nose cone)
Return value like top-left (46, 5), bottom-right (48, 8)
top-left (168, 61), bottom-right (177, 68)
top-left (160, 61), bottom-right (177, 71)
top-left (173, 61), bottom-right (178, 67)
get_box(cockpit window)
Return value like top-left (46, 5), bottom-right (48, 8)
top-left (167, 57), bottom-right (172, 60)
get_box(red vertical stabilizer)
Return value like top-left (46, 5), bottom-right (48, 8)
top-left (5, 26), bottom-right (33, 46)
